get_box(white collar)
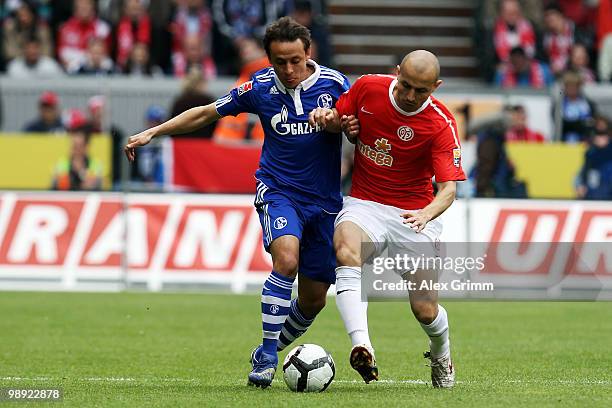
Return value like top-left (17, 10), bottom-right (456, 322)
top-left (388, 79), bottom-right (431, 116)
top-left (274, 59), bottom-right (320, 94)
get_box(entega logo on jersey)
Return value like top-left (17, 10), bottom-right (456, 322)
top-left (271, 105), bottom-right (322, 135)
top-left (357, 138), bottom-right (394, 167)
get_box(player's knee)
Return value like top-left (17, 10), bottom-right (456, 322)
top-left (334, 241), bottom-right (360, 266)
top-left (273, 252), bottom-right (299, 276)
top-left (411, 301), bottom-right (438, 325)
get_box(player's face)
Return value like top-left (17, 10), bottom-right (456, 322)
top-left (394, 65), bottom-right (441, 112)
top-left (268, 40), bottom-right (311, 89)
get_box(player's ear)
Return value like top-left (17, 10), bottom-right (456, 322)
top-left (433, 79), bottom-right (443, 91)
top-left (395, 65), bottom-right (400, 76)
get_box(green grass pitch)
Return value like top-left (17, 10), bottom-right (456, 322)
top-left (0, 292), bottom-right (610, 407)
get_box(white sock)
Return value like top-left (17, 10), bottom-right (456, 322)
top-left (420, 304), bottom-right (450, 359)
top-left (335, 266), bottom-right (371, 347)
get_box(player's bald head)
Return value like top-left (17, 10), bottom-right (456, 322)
top-left (392, 49), bottom-right (442, 112)
top-left (400, 50), bottom-right (440, 83)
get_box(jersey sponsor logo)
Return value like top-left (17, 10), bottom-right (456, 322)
top-left (274, 217), bottom-right (288, 230)
top-left (453, 148), bottom-right (461, 167)
top-left (397, 126), bottom-right (414, 141)
top-left (317, 93), bottom-right (333, 108)
top-left (357, 138), bottom-right (394, 167)
top-left (270, 105), bottom-right (322, 136)
top-left (269, 86), bottom-right (279, 94)
top-left (237, 81), bottom-right (253, 96)
top-left (375, 138), bottom-right (392, 153)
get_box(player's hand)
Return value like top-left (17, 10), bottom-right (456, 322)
top-left (400, 210), bottom-right (432, 233)
top-left (309, 107), bottom-right (335, 129)
top-left (124, 129), bottom-right (155, 162)
top-left (341, 114), bottom-right (359, 143)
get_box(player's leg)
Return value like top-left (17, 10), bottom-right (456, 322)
top-left (277, 204), bottom-right (336, 351)
top-left (248, 188), bottom-right (303, 388)
top-left (249, 235), bottom-right (300, 388)
top-left (395, 218), bottom-right (454, 388)
top-left (334, 215), bottom-right (380, 383)
top-left (406, 268), bottom-right (453, 388)
top-left (277, 274), bottom-right (329, 351)
top-left (334, 221), bottom-right (374, 347)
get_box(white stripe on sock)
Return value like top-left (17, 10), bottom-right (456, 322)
top-left (279, 327), bottom-right (297, 343)
top-left (262, 313), bottom-right (287, 325)
top-left (261, 295), bottom-right (291, 307)
top-left (285, 315), bottom-right (307, 332)
top-left (267, 275), bottom-right (293, 290)
top-left (263, 330), bottom-right (279, 339)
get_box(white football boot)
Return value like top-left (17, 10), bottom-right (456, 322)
top-left (424, 351), bottom-right (455, 388)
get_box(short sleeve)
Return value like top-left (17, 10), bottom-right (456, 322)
top-left (432, 119), bottom-right (467, 183)
top-left (339, 75), bottom-right (350, 95)
top-left (335, 76), bottom-right (363, 117)
top-left (215, 80), bottom-right (257, 117)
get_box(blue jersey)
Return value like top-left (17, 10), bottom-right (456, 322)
top-left (215, 60), bottom-right (350, 209)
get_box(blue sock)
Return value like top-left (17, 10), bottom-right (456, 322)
top-left (278, 299), bottom-right (315, 351)
top-left (261, 271), bottom-right (294, 356)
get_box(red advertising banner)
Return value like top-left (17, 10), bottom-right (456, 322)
top-left (0, 193), bottom-right (273, 290)
top-left (0, 193), bottom-right (610, 294)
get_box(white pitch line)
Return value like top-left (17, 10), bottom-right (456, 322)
top-left (2, 377), bottom-right (611, 386)
top-left (274, 378), bottom-right (612, 386)
top-left (332, 379), bottom-right (428, 385)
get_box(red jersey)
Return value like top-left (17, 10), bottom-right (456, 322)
top-left (335, 74), bottom-right (466, 210)
top-left (57, 17), bottom-right (111, 70)
top-left (116, 15), bottom-right (152, 68)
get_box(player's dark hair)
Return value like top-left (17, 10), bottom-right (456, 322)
top-left (263, 16), bottom-right (311, 57)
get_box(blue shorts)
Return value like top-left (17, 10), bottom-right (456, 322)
top-left (254, 180), bottom-right (339, 284)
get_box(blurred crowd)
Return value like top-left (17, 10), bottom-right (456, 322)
top-left (22, 69), bottom-right (225, 190)
top-left (478, 0), bottom-right (612, 86)
top-left (456, 101), bottom-right (612, 200)
top-left (0, 0), bottom-right (331, 78)
top-left (454, 0), bottom-right (612, 199)
top-left (2, 0), bottom-right (611, 200)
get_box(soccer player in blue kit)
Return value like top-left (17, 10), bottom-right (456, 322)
top-left (125, 17), bottom-right (356, 388)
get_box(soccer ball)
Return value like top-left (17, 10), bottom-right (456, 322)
top-left (282, 344), bottom-right (335, 392)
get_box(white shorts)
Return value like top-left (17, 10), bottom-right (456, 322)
top-left (335, 196), bottom-right (442, 260)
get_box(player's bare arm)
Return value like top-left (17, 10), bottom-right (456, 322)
top-left (308, 107), bottom-right (359, 139)
top-left (124, 103), bottom-right (221, 162)
top-left (401, 181), bottom-right (456, 233)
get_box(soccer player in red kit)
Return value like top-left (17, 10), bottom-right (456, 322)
top-left (310, 50), bottom-right (465, 388)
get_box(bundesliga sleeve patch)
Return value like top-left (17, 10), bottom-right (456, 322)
top-left (237, 80), bottom-right (253, 96)
top-left (453, 148), bottom-right (461, 167)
